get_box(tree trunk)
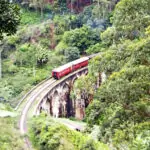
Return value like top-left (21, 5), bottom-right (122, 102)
top-left (33, 66), bottom-right (36, 77)
top-left (41, 6), bottom-right (43, 18)
top-left (71, 0), bottom-right (73, 13)
top-left (0, 50), bottom-right (2, 79)
top-left (98, 0), bottom-right (101, 19)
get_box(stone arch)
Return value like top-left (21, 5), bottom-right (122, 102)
top-left (52, 90), bottom-right (60, 118)
top-left (47, 91), bottom-right (52, 99)
top-left (62, 83), bottom-right (69, 93)
top-left (35, 68), bottom-right (89, 118)
top-left (84, 70), bottom-right (88, 75)
top-left (72, 76), bottom-right (78, 84)
top-left (80, 70), bottom-right (88, 76)
top-left (42, 98), bottom-right (50, 114)
top-left (53, 89), bottom-right (59, 97)
top-left (60, 83), bottom-right (70, 117)
top-left (47, 93), bottom-right (53, 115)
top-left (38, 97), bottom-right (50, 114)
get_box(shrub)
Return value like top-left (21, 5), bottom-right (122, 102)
top-left (62, 26), bottom-right (100, 54)
top-left (7, 35), bottom-right (19, 46)
top-left (65, 47), bottom-right (80, 62)
top-left (29, 115), bottom-right (109, 150)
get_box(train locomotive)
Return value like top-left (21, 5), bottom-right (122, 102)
top-left (52, 57), bottom-right (89, 79)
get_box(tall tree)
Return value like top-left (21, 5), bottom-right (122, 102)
top-left (92, 0), bottom-right (118, 19)
top-left (30, 0), bottom-right (47, 17)
top-left (112, 0), bottom-right (150, 39)
top-left (65, 47), bottom-right (80, 62)
top-left (0, 0), bottom-right (20, 40)
top-left (0, 0), bottom-right (20, 78)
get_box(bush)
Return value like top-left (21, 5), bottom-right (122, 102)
top-left (19, 43), bottom-right (29, 52)
top-left (7, 35), bottom-right (20, 46)
top-left (29, 115), bottom-right (109, 150)
top-left (86, 43), bottom-right (105, 54)
top-left (55, 41), bottom-right (68, 55)
top-left (62, 26), bottom-right (100, 54)
top-left (0, 117), bottom-right (25, 150)
top-left (20, 8), bottom-right (41, 25)
top-left (65, 47), bottom-right (80, 62)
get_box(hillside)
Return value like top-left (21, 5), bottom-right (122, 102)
top-left (0, 0), bottom-right (150, 150)
top-left (72, 0), bottom-right (150, 149)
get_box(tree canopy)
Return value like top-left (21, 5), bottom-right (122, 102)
top-left (0, 0), bottom-right (20, 40)
top-left (112, 0), bottom-right (150, 39)
top-left (62, 26), bottom-right (100, 54)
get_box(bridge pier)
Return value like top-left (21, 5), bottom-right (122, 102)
top-left (35, 68), bottom-right (91, 119)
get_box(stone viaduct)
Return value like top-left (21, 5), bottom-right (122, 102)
top-left (35, 67), bottom-right (88, 120)
top-left (34, 66), bottom-right (106, 120)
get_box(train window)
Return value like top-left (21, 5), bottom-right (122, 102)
top-left (53, 72), bottom-right (58, 79)
top-left (54, 72), bottom-right (57, 76)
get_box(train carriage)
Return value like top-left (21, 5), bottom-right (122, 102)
top-left (72, 57), bottom-right (89, 71)
top-left (52, 57), bottom-right (89, 79)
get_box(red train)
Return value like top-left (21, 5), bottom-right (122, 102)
top-left (52, 57), bottom-right (89, 79)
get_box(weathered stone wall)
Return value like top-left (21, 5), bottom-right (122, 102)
top-left (35, 68), bottom-right (88, 119)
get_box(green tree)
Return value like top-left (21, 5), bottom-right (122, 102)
top-left (92, 0), bottom-right (116, 19)
top-left (0, 118), bottom-right (25, 150)
top-left (112, 0), bottom-right (150, 39)
top-left (65, 47), bottom-right (80, 62)
top-left (101, 27), bottom-right (117, 46)
top-left (0, 0), bottom-right (20, 40)
top-left (0, 0), bottom-right (20, 78)
top-left (62, 26), bottom-right (100, 54)
top-left (16, 43), bottom-right (49, 76)
top-left (29, 115), bottom-right (109, 150)
top-left (30, 0), bottom-right (47, 17)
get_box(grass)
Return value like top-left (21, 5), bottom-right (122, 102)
top-left (20, 8), bottom-right (43, 25)
top-left (0, 117), bottom-right (25, 150)
top-left (20, 8), bottom-right (53, 26)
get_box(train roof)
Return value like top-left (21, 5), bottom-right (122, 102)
top-left (52, 57), bottom-right (89, 72)
top-left (52, 62), bottom-right (72, 72)
top-left (72, 57), bottom-right (89, 65)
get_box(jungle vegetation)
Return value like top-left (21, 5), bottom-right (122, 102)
top-left (72, 0), bottom-right (150, 149)
top-left (0, 0), bottom-right (150, 150)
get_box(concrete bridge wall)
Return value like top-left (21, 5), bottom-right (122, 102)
top-left (35, 68), bottom-right (88, 119)
top-left (35, 66), bottom-right (106, 120)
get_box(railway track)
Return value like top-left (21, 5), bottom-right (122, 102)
top-left (19, 78), bottom-right (56, 134)
top-left (18, 68), bottom-right (87, 148)
top-left (17, 54), bottom-right (100, 149)
top-left (15, 77), bottom-right (52, 111)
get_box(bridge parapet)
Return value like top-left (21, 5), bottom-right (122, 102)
top-left (34, 67), bottom-right (88, 119)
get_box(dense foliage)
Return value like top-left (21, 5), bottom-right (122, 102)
top-left (0, 14), bottom-right (64, 106)
top-left (65, 47), bottom-right (80, 62)
top-left (1, 0), bottom-right (150, 149)
top-left (0, 115), bottom-right (25, 150)
top-left (0, 0), bottom-right (20, 40)
top-left (62, 25), bottom-right (100, 54)
top-left (112, 0), bottom-right (150, 39)
top-left (72, 0), bottom-right (150, 149)
top-left (29, 115), bottom-right (109, 150)
top-left (0, 0), bottom-right (106, 106)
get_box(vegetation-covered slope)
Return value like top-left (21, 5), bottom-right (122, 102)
top-left (0, 117), bottom-right (25, 150)
top-left (72, 0), bottom-right (150, 149)
top-left (1, 0), bottom-right (150, 149)
top-left (29, 115), bottom-right (109, 150)
top-left (0, 1), bottom-right (106, 107)
top-left (0, 103), bottom-right (25, 150)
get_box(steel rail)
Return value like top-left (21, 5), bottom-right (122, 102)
top-left (19, 78), bottom-right (56, 134)
top-left (16, 52), bottom-right (100, 111)
top-left (18, 53), bottom-right (100, 149)
top-left (15, 77), bottom-right (52, 111)
top-left (34, 67), bottom-right (88, 115)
